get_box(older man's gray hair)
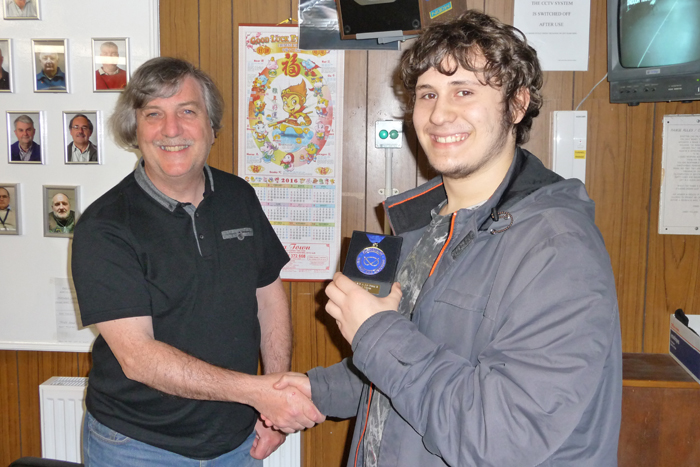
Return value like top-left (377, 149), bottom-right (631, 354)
top-left (110, 57), bottom-right (224, 149)
top-left (14, 114), bottom-right (34, 129)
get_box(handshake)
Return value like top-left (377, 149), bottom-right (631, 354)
top-left (247, 371), bottom-right (325, 433)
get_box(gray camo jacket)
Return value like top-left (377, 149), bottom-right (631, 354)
top-left (308, 148), bottom-right (622, 467)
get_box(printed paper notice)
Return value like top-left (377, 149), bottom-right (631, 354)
top-left (54, 278), bottom-right (98, 344)
top-left (659, 115), bottom-right (700, 235)
top-left (238, 26), bottom-right (344, 280)
top-left (514, 0), bottom-right (591, 71)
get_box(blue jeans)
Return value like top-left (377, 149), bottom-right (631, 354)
top-left (83, 411), bottom-right (262, 466)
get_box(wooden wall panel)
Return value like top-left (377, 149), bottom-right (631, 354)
top-left (365, 50), bottom-right (417, 232)
top-left (580, 0), bottom-right (653, 353)
top-left (200, 0), bottom-right (234, 174)
top-left (159, 1), bottom-right (200, 64)
top-left (645, 101), bottom-right (700, 352)
top-left (0, 351), bottom-right (20, 466)
top-left (340, 51), bottom-right (369, 245)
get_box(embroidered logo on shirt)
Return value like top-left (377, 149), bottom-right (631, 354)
top-left (222, 228), bottom-right (253, 240)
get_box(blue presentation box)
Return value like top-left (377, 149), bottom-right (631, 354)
top-left (669, 314), bottom-right (700, 385)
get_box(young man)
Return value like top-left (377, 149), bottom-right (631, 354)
top-left (72, 57), bottom-right (324, 466)
top-left (276, 10), bottom-right (622, 467)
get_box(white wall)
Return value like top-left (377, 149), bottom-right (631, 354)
top-left (0, 0), bottom-right (159, 350)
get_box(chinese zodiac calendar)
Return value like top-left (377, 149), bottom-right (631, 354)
top-left (238, 26), bottom-right (344, 280)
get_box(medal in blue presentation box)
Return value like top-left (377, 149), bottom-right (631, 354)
top-left (343, 231), bottom-right (402, 297)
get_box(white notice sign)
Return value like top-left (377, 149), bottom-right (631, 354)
top-left (659, 115), bottom-right (700, 235)
top-left (54, 278), bottom-right (98, 344)
top-left (514, 0), bottom-right (591, 71)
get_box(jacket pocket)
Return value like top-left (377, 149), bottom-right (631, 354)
top-left (434, 287), bottom-right (488, 313)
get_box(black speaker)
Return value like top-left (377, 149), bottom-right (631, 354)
top-left (335, 0), bottom-right (422, 39)
top-left (335, 0), bottom-right (469, 40)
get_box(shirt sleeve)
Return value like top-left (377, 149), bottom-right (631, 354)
top-left (307, 357), bottom-right (367, 419)
top-left (72, 214), bottom-right (153, 326)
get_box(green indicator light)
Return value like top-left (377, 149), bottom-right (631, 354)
top-left (379, 129), bottom-right (389, 139)
top-left (389, 130), bottom-right (399, 139)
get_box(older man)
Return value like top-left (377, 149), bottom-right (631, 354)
top-left (276, 10), bottom-right (622, 467)
top-left (72, 57), bottom-right (323, 466)
top-left (0, 48), bottom-right (10, 91)
top-left (95, 42), bottom-right (127, 90)
top-left (0, 187), bottom-right (16, 231)
top-left (5, 0), bottom-right (37, 17)
top-left (36, 52), bottom-right (66, 91)
top-left (47, 193), bottom-right (75, 234)
top-left (67, 114), bottom-right (98, 162)
top-left (10, 115), bottom-right (41, 162)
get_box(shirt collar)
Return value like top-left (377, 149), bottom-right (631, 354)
top-left (19, 142), bottom-right (34, 160)
top-left (134, 158), bottom-right (214, 212)
top-left (38, 68), bottom-right (65, 81)
top-left (98, 67), bottom-right (123, 76)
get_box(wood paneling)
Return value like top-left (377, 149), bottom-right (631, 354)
top-left (366, 50), bottom-right (417, 232)
top-left (645, 101), bottom-right (700, 352)
top-left (200, 0), bottom-right (234, 174)
top-left (0, 351), bottom-right (20, 466)
top-left (159, 0), bottom-right (200, 64)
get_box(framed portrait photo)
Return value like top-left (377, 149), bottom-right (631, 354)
top-left (32, 39), bottom-right (68, 93)
top-left (3, 0), bottom-right (39, 20)
top-left (92, 38), bottom-right (129, 92)
top-left (63, 111), bottom-right (101, 164)
top-left (6, 111), bottom-right (44, 164)
top-left (43, 185), bottom-right (80, 238)
top-left (0, 183), bottom-right (21, 235)
top-left (0, 39), bottom-right (12, 92)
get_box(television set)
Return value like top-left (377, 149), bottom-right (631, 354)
top-left (607, 0), bottom-right (700, 105)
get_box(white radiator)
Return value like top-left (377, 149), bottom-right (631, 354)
top-left (39, 376), bottom-right (87, 463)
top-left (39, 376), bottom-right (301, 466)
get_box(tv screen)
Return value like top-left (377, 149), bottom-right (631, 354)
top-left (619, 0), bottom-right (700, 68)
top-left (608, 0), bottom-right (700, 104)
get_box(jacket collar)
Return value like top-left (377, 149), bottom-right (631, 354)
top-left (385, 147), bottom-right (563, 235)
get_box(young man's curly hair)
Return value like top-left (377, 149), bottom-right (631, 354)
top-left (400, 10), bottom-right (543, 146)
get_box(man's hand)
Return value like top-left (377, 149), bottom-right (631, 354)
top-left (247, 373), bottom-right (325, 434)
top-left (250, 418), bottom-right (286, 460)
top-left (325, 272), bottom-right (402, 344)
top-left (272, 372), bottom-right (312, 398)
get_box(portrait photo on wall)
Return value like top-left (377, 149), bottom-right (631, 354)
top-left (92, 38), bottom-right (129, 92)
top-left (32, 39), bottom-right (68, 93)
top-left (43, 185), bottom-right (80, 238)
top-left (6, 111), bottom-right (44, 164)
top-left (0, 39), bottom-right (12, 92)
top-left (0, 183), bottom-right (20, 235)
top-left (3, 0), bottom-right (39, 20)
top-left (63, 111), bottom-right (100, 164)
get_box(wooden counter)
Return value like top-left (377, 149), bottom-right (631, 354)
top-left (620, 353), bottom-right (700, 466)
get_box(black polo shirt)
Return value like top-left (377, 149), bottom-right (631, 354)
top-left (72, 161), bottom-right (289, 459)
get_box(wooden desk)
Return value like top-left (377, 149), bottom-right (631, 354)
top-left (620, 353), bottom-right (700, 466)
